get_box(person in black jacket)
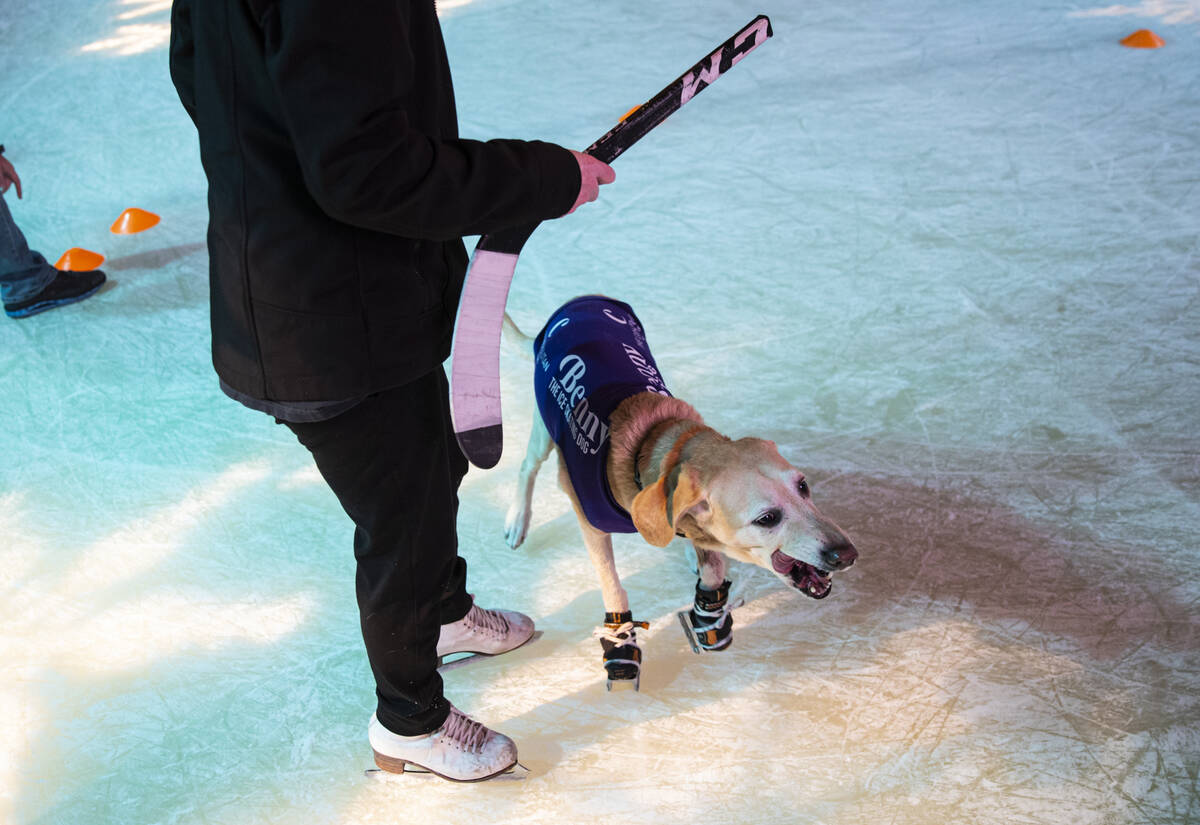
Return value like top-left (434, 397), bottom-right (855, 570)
top-left (169, 0), bottom-right (614, 781)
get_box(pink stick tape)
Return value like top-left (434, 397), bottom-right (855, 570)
top-left (450, 249), bottom-right (520, 432)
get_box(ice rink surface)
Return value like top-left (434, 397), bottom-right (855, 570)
top-left (2, 0), bottom-right (1198, 823)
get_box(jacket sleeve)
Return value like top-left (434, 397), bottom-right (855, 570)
top-left (257, 0), bottom-right (580, 241)
top-left (168, 0), bottom-right (197, 125)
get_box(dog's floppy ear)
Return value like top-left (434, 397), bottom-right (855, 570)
top-left (630, 465), bottom-right (709, 547)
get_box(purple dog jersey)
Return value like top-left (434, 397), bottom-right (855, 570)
top-left (533, 296), bottom-right (671, 533)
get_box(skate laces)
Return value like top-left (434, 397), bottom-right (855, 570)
top-left (593, 619), bottom-right (649, 645)
top-left (465, 602), bottom-right (510, 636)
top-left (677, 580), bottom-right (742, 653)
top-left (690, 595), bottom-right (744, 635)
top-left (442, 706), bottom-right (491, 753)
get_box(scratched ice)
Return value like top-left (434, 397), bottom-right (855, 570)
top-left (1, 0), bottom-right (1197, 823)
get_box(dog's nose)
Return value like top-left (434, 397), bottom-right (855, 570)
top-left (820, 542), bottom-right (858, 571)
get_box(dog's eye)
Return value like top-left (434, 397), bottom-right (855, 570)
top-left (754, 509), bottom-right (782, 528)
top-left (797, 478), bottom-right (810, 497)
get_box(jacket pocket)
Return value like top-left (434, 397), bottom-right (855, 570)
top-left (357, 234), bottom-right (436, 317)
top-left (252, 301), bottom-right (370, 396)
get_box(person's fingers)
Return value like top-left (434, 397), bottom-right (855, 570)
top-left (578, 153), bottom-right (615, 186)
top-left (0, 158), bottom-right (20, 198)
top-left (589, 157), bottom-right (615, 185)
top-left (565, 150), bottom-right (615, 216)
top-left (5, 167), bottom-right (22, 199)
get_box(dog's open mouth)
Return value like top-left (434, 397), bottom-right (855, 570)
top-left (771, 550), bottom-right (832, 599)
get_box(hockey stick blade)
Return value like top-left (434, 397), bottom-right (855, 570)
top-left (451, 15), bottom-right (773, 468)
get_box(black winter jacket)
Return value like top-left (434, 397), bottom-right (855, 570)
top-left (169, 0), bottom-right (579, 401)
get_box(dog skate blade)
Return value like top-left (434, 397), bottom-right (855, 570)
top-left (677, 610), bottom-right (702, 654)
top-left (605, 675), bottom-right (641, 692)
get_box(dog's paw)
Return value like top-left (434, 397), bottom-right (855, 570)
top-left (503, 504), bottom-right (531, 549)
top-left (603, 643), bottom-right (642, 688)
top-left (595, 612), bottom-right (649, 691)
top-left (679, 579), bottom-right (737, 653)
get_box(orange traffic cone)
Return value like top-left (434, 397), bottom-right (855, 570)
top-left (54, 247), bottom-right (106, 271)
top-left (110, 207), bottom-right (160, 234)
top-left (1121, 29), bottom-right (1164, 48)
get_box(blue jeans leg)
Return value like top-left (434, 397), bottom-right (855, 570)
top-left (0, 194), bottom-right (58, 305)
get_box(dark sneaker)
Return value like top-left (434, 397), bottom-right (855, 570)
top-left (4, 269), bottom-right (106, 318)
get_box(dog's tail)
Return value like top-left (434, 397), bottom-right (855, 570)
top-left (501, 313), bottom-right (535, 361)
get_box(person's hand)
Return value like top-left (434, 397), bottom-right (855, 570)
top-left (563, 150), bottom-right (614, 216)
top-left (0, 153), bottom-right (22, 199)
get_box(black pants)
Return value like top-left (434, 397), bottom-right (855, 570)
top-left (285, 367), bottom-right (472, 735)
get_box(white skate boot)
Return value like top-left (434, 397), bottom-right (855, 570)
top-left (368, 706), bottom-right (518, 782)
top-left (437, 599), bottom-right (534, 664)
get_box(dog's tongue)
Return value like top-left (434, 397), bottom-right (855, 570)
top-left (771, 549), bottom-right (795, 575)
top-left (772, 550), bottom-right (832, 599)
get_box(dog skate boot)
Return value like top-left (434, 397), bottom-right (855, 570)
top-left (677, 579), bottom-right (741, 654)
top-left (368, 706), bottom-right (518, 782)
top-left (595, 611), bottom-right (649, 691)
top-left (437, 598), bottom-right (534, 665)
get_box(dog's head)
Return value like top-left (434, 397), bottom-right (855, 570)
top-left (629, 436), bottom-right (857, 599)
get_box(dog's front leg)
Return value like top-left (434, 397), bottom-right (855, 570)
top-left (680, 544), bottom-right (735, 653)
top-left (693, 546), bottom-right (727, 591)
top-left (504, 414), bottom-right (554, 549)
top-left (559, 464), bottom-right (646, 689)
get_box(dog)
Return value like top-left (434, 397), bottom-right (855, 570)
top-left (503, 295), bottom-right (858, 689)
